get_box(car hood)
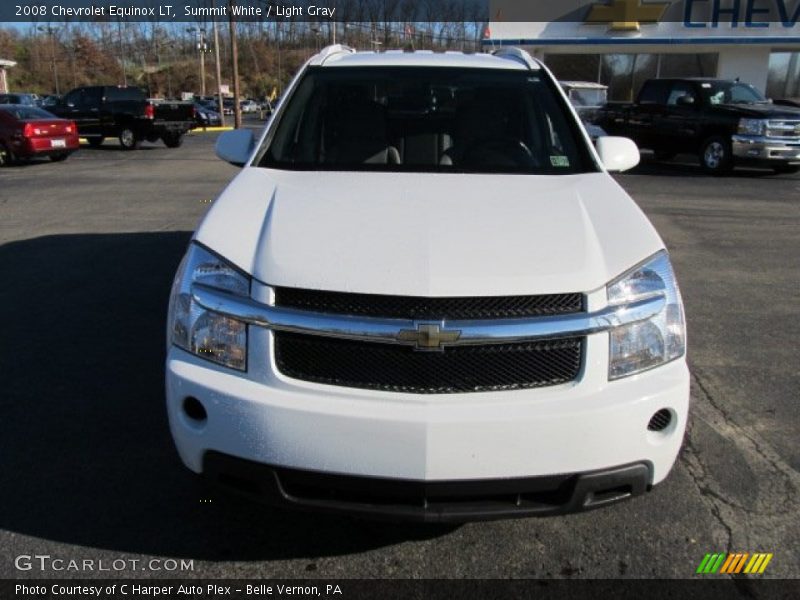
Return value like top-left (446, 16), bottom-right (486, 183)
top-left (715, 103), bottom-right (800, 119)
top-left (195, 169), bottom-right (664, 296)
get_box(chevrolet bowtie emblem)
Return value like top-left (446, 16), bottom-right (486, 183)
top-left (585, 0), bottom-right (671, 32)
top-left (397, 323), bottom-right (462, 351)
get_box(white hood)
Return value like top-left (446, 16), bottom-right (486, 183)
top-left (195, 168), bottom-right (663, 296)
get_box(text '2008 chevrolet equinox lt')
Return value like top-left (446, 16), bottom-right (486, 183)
top-left (166, 46), bottom-right (689, 522)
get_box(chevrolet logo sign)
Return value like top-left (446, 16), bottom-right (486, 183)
top-left (585, 0), bottom-right (671, 32)
top-left (397, 323), bottom-right (462, 351)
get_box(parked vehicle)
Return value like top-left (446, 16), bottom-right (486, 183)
top-left (166, 46), bottom-right (688, 522)
top-left (257, 99), bottom-right (274, 120)
top-left (40, 94), bottom-right (62, 108)
top-left (49, 86), bottom-right (195, 150)
top-left (0, 105), bottom-right (79, 166)
top-left (240, 99), bottom-right (259, 113)
top-left (221, 98), bottom-right (236, 116)
top-left (560, 81), bottom-right (608, 121)
top-left (560, 81), bottom-right (608, 141)
top-left (594, 78), bottom-right (800, 174)
top-left (193, 102), bottom-right (222, 127)
top-left (0, 93), bottom-right (40, 106)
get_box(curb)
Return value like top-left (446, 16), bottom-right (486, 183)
top-left (189, 127), bottom-right (235, 133)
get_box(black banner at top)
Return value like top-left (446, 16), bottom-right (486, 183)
top-left (3, 0), bottom-right (800, 25)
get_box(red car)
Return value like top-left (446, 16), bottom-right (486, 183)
top-left (0, 105), bottom-right (79, 166)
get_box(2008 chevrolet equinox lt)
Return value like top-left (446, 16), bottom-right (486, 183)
top-left (166, 46), bottom-right (689, 522)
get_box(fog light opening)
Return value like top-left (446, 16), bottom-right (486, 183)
top-left (183, 397), bottom-right (208, 423)
top-left (647, 408), bottom-right (672, 432)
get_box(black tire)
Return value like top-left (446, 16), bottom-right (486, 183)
top-left (0, 142), bottom-right (15, 167)
top-left (699, 135), bottom-right (733, 175)
top-left (49, 153), bottom-right (70, 162)
top-left (118, 127), bottom-right (140, 150)
top-left (86, 136), bottom-right (105, 148)
top-left (162, 132), bottom-right (184, 148)
top-left (773, 165), bottom-right (800, 175)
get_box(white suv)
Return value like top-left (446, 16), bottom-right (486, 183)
top-left (166, 46), bottom-right (688, 522)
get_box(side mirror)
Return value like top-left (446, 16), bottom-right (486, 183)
top-left (676, 95), bottom-right (696, 107)
top-left (215, 129), bottom-right (255, 167)
top-left (596, 136), bottom-right (640, 173)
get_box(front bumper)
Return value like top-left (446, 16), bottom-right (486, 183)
top-left (203, 452), bottom-right (652, 522)
top-left (732, 135), bottom-right (800, 165)
top-left (166, 323), bottom-right (690, 519)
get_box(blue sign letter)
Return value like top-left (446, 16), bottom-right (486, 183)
top-left (745, 0), bottom-right (770, 27)
top-left (685, 0), bottom-right (709, 26)
top-left (712, 0), bottom-right (742, 27)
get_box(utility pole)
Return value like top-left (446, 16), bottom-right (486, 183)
top-left (187, 26), bottom-right (208, 96)
top-left (117, 20), bottom-right (128, 86)
top-left (212, 0), bottom-right (225, 126)
top-left (37, 26), bottom-right (60, 94)
top-left (228, 0), bottom-right (242, 128)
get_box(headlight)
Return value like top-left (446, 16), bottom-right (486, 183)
top-left (167, 243), bottom-right (250, 370)
top-left (738, 118), bottom-right (767, 136)
top-left (607, 251), bottom-right (685, 380)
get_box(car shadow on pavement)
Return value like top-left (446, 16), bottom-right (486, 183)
top-left (0, 232), bottom-right (448, 562)
top-left (627, 156), bottom-right (790, 179)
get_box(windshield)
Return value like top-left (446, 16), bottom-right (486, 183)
top-left (259, 67), bottom-right (596, 175)
top-left (702, 82), bottom-right (767, 105)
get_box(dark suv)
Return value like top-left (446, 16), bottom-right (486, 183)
top-left (50, 86), bottom-right (195, 150)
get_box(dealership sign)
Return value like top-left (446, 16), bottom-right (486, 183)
top-left (487, 0), bottom-right (800, 43)
top-left (584, 0), bottom-right (800, 31)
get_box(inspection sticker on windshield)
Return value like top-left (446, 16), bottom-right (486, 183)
top-left (551, 156), bottom-right (570, 167)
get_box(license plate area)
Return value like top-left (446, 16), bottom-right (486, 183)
top-left (51, 139), bottom-right (66, 148)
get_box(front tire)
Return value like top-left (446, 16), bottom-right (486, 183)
top-left (119, 127), bottom-right (140, 150)
top-left (699, 135), bottom-right (733, 175)
top-left (162, 132), bottom-right (184, 148)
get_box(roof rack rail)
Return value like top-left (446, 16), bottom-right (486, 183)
top-left (316, 44), bottom-right (357, 66)
top-left (492, 48), bottom-right (540, 70)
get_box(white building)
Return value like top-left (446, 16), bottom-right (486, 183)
top-left (485, 0), bottom-right (800, 101)
top-left (0, 59), bottom-right (16, 94)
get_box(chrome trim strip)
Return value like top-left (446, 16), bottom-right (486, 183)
top-left (192, 283), bottom-right (666, 348)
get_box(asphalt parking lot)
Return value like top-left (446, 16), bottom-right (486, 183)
top-left (1, 130), bottom-right (798, 581)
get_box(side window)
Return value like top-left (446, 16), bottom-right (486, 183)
top-left (667, 83), bottom-right (695, 106)
top-left (84, 88), bottom-right (103, 109)
top-left (63, 89), bottom-right (82, 107)
top-left (638, 81), bottom-right (669, 104)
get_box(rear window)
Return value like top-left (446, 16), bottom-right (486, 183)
top-left (106, 87), bottom-right (145, 102)
top-left (0, 106), bottom-right (57, 120)
top-left (259, 66), bottom-right (597, 175)
top-left (638, 81), bottom-right (670, 104)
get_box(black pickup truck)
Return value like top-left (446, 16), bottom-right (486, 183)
top-left (594, 78), bottom-right (800, 174)
top-left (50, 86), bottom-right (195, 150)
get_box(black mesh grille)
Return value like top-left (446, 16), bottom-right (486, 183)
top-left (274, 287), bottom-right (584, 320)
top-left (274, 333), bottom-right (583, 394)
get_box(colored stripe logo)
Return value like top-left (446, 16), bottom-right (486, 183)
top-left (696, 553), bottom-right (773, 575)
